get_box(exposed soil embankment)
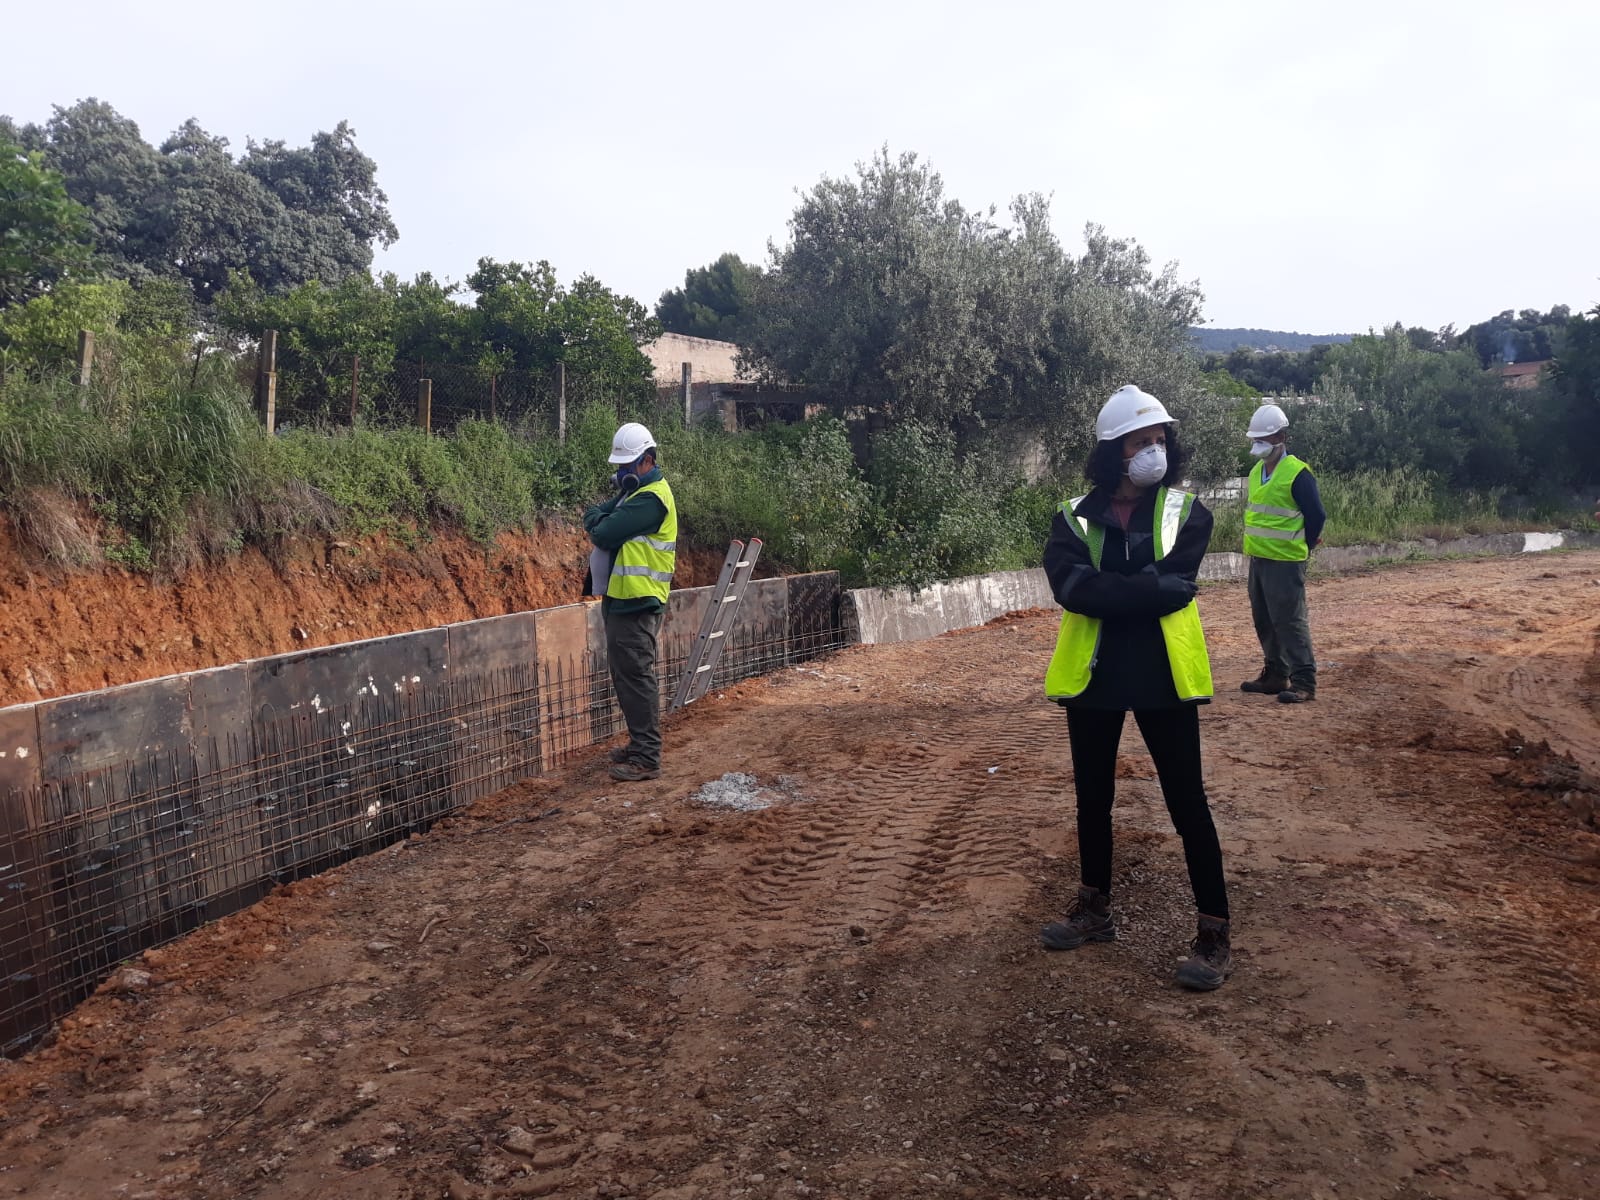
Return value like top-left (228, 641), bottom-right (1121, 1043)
top-left (0, 519), bottom-right (739, 706)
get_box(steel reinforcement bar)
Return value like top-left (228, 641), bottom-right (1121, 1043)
top-left (0, 573), bottom-right (845, 1055)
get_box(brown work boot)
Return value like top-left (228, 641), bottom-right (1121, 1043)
top-left (1175, 916), bottom-right (1232, 991)
top-left (610, 760), bottom-right (660, 782)
top-left (1040, 885), bottom-right (1116, 950)
top-left (1277, 685), bottom-right (1315, 704)
top-left (608, 745), bottom-right (632, 763)
top-left (1240, 671), bottom-right (1289, 694)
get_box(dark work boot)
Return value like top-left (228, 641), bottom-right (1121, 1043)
top-left (610, 760), bottom-right (660, 782)
top-left (1040, 885), bottom-right (1115, 950)
top-left (1277, 685), bottom-right (1315, 704)
top-left (1175, 916), bottom-right (1232, 990)
top-left (1240, 671), bottom-right (1289, 694)
top-left (608, 745), bottom-right (633, 763)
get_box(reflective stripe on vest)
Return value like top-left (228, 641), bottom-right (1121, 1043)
top-left (1243, 455), bottom-right (1309, 561)
top-left (1044, 487), bottom-right (1213, 702)
top-left (606, 478), bottom-right (677, 604)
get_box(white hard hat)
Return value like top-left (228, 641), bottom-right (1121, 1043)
top-left (1246, 403), bottom-right (1289, 439)
top-left (1096, 385), bottom-right (1176, 442)
top-left (608, 422), bottom-right (657, 464)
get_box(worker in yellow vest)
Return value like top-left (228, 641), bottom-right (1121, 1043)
top-left (1041, 385), bottom-right (1233, 991)
top-left (1239, 403), bottom-right (1325, 704)
top-left (584, 422), bottom-right (677, 782)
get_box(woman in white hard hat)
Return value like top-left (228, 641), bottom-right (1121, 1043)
top-left (1040, 385), bottom-right (1233, 990)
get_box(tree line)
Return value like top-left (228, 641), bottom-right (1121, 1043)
top-left (5, 99), bottom-right (1599, 534)
top-left (0, 100), bottom-right (660, 419)
top-left (1192, 303), bottom-right (1600, 492)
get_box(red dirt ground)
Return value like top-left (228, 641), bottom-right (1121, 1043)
top-left (2, 552), bottom-right (1599, 1199)
top-left (0, 518), bottom-right (741, 706)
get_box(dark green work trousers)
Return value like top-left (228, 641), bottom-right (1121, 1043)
top-left (604, 607), bottom-right (663, 769)
top-left (1247, 557), bottom-right (1316, 692)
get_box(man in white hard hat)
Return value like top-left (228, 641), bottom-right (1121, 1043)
top-left (584, 421), bottom-right (677, 781)
top-left (1240, 403), bottom-right (1325, 704)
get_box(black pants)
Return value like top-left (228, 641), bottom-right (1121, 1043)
top-left (604, 607), bottom-right (663, 769)
top-left (1065, 705), bottom-right (1229, 919)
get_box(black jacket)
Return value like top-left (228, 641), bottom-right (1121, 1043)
top-left (1042, 487), bottom-right (1214, 710)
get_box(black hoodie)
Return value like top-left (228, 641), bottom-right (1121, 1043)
top-left (1042, 486), bottom-right (1214, 710)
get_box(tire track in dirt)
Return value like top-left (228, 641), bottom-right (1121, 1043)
top-left (7, 556), bottom-right (1600, 1200)
top-left (627, 679), bottom-right (1069, 969)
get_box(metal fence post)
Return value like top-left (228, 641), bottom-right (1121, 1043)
top-left (681, 361), bottom-right (692, 425)
top-left (417, 378), bottom-right (432, 434)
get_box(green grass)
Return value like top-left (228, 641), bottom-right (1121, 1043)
top-left (1204, 467), bottom-right (1585, 553)
top-left (7, 365), bottom-right (1591, 590)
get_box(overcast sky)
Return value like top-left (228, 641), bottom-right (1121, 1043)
top-left (6, 0), bottom-right (1597, 335)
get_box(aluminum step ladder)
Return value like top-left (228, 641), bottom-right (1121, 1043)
top-left (670, 538), bottom-right (763, 710)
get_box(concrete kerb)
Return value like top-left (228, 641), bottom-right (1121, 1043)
top-left (844, 529), bottom-right (1600, 644)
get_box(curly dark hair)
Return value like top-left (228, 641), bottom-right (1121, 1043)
top-left (1084, 424), bottom-right (1189, 492)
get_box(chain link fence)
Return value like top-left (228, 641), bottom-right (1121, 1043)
top-left (262, 348), bottom-right (669, 437)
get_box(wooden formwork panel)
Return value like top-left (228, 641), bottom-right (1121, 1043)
top-left (249, 631), bottom-right (451, 882)
top-left (445, 613), bottom-right (541, 804)
top-left (184, 666), bottom-right (266, 922)
top-left (535, 604), bottom-right (596, 771)
top-left (0, 704), bottom-right (47, 1053)
top-left (34, 678), bottom-right (204, 993)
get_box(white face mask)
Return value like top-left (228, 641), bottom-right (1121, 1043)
top-left (1126, 444), bottom-right (1167, 487)
top-left (1249, 440), bottom-right (1275, 459)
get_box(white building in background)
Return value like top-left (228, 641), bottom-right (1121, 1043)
top-left (642, 332), bottom-right (742, 386)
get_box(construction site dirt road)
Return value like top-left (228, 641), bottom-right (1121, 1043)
top-left (2, 552), bottom-right (1599, 1200)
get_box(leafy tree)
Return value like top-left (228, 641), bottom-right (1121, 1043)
top-left (0, 139), bottom-right (95, 307)
top-left (742, 149), bottom-right (1003, 429)
top-left (1201, 345), bottom-right (1336, 396)
top-left (1200, 368), bottom-right (1260, 401)
top-left (1189, 327), bottom-right (1352, 353)
top-left (1550, 306), bottom-right (1600, 473)
top-left (215, 272), bottom-right (397, 423)
top-left (656, 253), bottom-right (762, 341)
top-left (740, 150), bottom-right (1216, 477)
top-left (462, 258), bottom-right (658, 398)
top-left (1296, 324), bottom-right (1531, 488)
top-left (390, 272), bottom-right (467, 366)
top-left (213, 258), bottom-right (662, 419)
top-left (3, 100), bottom-right (397, 305)
top-left (553, 273), bottom-right (659, 399)
top-left (0, 280), bottom-right (129, 370)
top-left (1462, 306), bottom-right (1571, 367)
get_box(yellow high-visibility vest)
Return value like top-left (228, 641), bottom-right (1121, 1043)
top-left (1244, 455), bottom-right (1309, 561)
top-left (1044, 487), bottom-right (1213, 703)
top-left (606, 478), bottom-right (677, 604)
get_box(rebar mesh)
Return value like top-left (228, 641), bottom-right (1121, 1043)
top-left (1, 584), bottom-right (846, 1055)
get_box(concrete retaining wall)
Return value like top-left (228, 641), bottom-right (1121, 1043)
top-left (845, 570), bottom-right (1054, 645)
top-left (1, 572), bottom-right (844, 1053)
top-left (845, 529), bottom-right (1600, 644)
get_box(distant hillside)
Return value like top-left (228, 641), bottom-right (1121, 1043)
top-left (1191, 327), bottom-right (1354, 353)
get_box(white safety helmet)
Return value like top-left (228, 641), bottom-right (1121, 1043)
top-left (1095, 385), bottom-right (1176, 443)
top-left (608, 421), bottom-right (657, 464)
top-left (1246, 403), bottom-right (1289, 439)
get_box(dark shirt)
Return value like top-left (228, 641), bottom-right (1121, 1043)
top-left (1261, 457), bottom-right (1327, 549)
top-left (584, 467), bottom-right (669, 615)
top-left (1290, 469), bottom-right (1326, 548)
top-left (1042, 487), bottom-right (1214, 710)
